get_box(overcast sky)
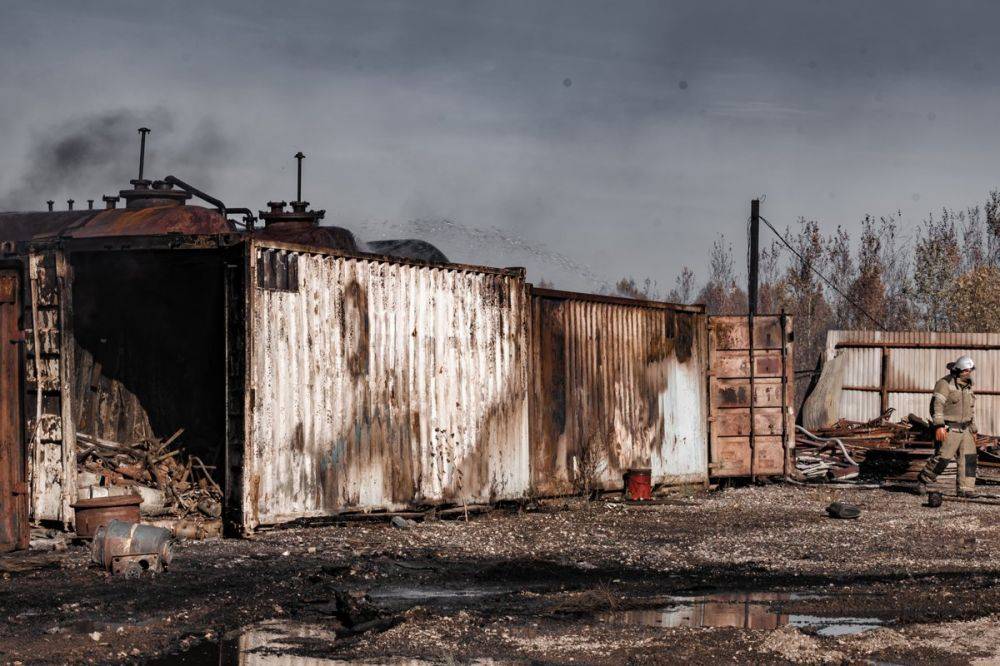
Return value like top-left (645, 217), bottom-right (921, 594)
top-left (2, 1), bottom-right (999, 292)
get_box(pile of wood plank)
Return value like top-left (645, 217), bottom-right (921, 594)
top-left (794, 410), bottom-right (1000, 485)
top-left (76, 428), bottom-right (223, 521)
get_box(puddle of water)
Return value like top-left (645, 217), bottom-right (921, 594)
top-left (599, 592), bottom-right (885, 636)
top-left (789, 614), bottom-right (884, 636)
top-left (145, 620), bottom-right (432, 665)
top-left (369, 585), bottom-right (510, 601)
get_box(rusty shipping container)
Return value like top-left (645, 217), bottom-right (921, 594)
top-left (529, 288), bottom-right (709, 494)
top-left (242, 239), bottom-right (531, 530)
top-left (805, 330), bottom-right (1000, 433)
top-left (707, 315), bottom-right (794, 477)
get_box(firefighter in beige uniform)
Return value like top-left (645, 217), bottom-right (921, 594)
top-left (917, 355), bottom-right (978, 496)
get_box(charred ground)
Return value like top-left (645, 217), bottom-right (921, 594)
top-left (3, 484), bottom-right (1000, 664)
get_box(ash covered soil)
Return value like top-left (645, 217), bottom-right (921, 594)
top-left (5, 485), bottom-right (1000, 664)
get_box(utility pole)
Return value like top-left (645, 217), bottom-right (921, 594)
top-left (747, 198), bottom-right (760, 480)
top-left (748, 198), bottom-right (760, 316)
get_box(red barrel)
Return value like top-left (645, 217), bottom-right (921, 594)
top-left (623, 468), bottom-right (652, 500)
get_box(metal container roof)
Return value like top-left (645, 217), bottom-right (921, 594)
top-left (0, 205), bottom-right (234, 242)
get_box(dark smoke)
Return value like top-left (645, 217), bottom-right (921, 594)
top-left (1, 109), bottom-right (237, 211)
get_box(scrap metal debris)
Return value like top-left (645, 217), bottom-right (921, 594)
top-left (75, 428), bottom-right (222, 528)
top-left (91, 519), bottom-right (173, 578)
top-left (794, 410), bottom-right (1000, 485)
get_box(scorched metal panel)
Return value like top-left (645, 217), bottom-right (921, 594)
top-left (244, 241), bottom-right (529, 529)
top-left (529, 290), bottom-right (708, 495)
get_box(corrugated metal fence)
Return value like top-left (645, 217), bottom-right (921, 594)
top-left (817, 331), bottom-right (1000, 433)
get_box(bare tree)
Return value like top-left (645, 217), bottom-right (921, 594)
top-left (698, 236), bottom-right (747, 314)
top-left (826, 225), bottom-right (856, 329)
top-left (667, 266), bottom-right (696, 304)
top-left (774, 218), bottom-right (832, 388)
top-left (985, 189), bottom-right (1000, 265)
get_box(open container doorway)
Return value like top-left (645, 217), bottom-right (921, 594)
top-left (68, 247), bottom-right (238, 527)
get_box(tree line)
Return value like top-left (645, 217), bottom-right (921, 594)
top-left (615, 189), bottom-right (1000, 401)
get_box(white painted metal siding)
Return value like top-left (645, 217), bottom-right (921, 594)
top-left (244, 241), bottom-right (530, 528)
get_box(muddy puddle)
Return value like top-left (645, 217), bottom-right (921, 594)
top-left (146, 619), bottom-right (437, 665)
top-left (369, 585), bottom-right (512, 601)
top-left (599, 591), bottom-right (886, 636)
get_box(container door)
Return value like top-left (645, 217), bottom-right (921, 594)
top-left (0, 270), bottom-right (27, 552)
top-left (707, 315), bottom-right (794, 478)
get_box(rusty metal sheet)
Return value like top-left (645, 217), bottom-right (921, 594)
top-left (0, 211), bottom-right (98, 242)
top-left (711, 436), bottom-right (785, 477)
top-left (65, 206), bottom-right (232, 239)
top-left (708, 315), bottom-right (794, 478)
top-left (713, 409), bottom-right (785, 437)
top-left (710, 316), bottom-right (784, 350)
top-left (712, 378), bottom-right (785, 408)
top-left (25, 251), bottom-right (74, 526)
top-left (244, 240), bottom-right (530, 529)
top-left (712, 350), bottom-right (784, 379)
top-left (529, 291), bottom-right (708, 496)
top-left (0, 269), bottom-right (27, 551)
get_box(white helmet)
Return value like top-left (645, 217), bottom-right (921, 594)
top-left (950, 355), bottom-right (975, 372)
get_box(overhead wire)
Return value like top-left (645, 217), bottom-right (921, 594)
top-left (756, 214), bottom-right (887, 331)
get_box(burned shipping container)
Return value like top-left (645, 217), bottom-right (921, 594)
top-left (529, 289), bottom-right (709, 494)
top-left (0, 171), bottom-right (786, 545)
top-left (243, 239), bottom-right (531, 530)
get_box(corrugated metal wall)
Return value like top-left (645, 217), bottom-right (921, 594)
top-left (244, 240), bottom-right (530, 528)
top-left (825, 331), bottom-right (1000, 433)
top-left (529, 289), bottom-right (708, 495)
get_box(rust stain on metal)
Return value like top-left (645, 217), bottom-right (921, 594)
top-left (66, 206), bottom-right (232, 238)
top-left (91, 519), bottom-right (173, 572)
top-left (708, 315), bottom-right (794, 478)
top-left (0, 268), bottom-right (27, 551)
top-left (0, 206), bottom-right (232, 242)
top-left (529, 289), bottom-right (708, 496)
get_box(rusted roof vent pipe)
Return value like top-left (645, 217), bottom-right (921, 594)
top-left (258, 152), bottom-right (325, 229)
top-left (46, 200), bottom-right (54, 212)
top-left (162, 174), bottom-right (256, 229)
top-left (117, 128), bottom-right (191, 209)
top-left (87, 199), bottom-right (94, 210)
top-left (137, 127), bottom-right (150, 182)
top-left (103, 195), bottom-right (119, 210)
top-left (295, 151), bottom-right (304, 202)
top-left (67, 199), bottom-right (74, 211)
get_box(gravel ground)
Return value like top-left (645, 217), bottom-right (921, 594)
top-left (4, 483), bottom-right (1000, 664)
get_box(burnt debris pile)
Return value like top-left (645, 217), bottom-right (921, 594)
top-left (75, 429), bottom-right (223, 535)
top-left (795, 410), bottom-right (1000, 486)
